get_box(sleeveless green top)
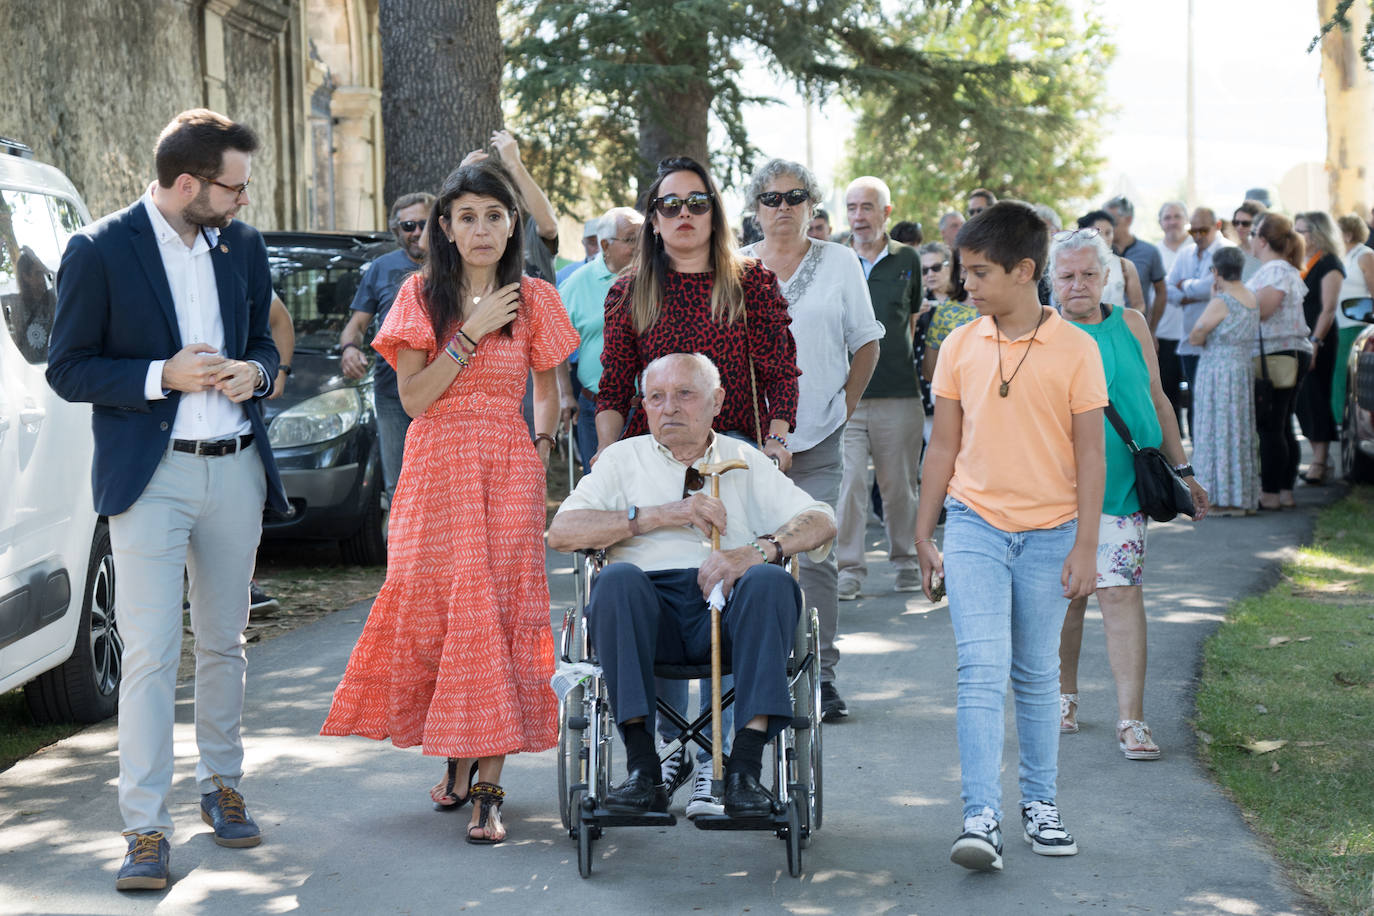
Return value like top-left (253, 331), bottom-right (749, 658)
top-left (1071, 305), bottom-right (1161, 516)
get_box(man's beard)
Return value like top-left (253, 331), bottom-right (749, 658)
top-left (184, 187), bottom-right (235, 230)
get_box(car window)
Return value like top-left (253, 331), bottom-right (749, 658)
top-left (269, 250), bottom-right (367, 352)
top-left (0, 190), bottom-right (66, 364)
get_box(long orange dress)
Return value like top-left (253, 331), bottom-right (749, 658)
top-left (321, 274), bottom-right (578, 757)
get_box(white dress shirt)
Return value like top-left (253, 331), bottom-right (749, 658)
top-left (556, 431), bottom-right (834, 572)
top-left (1169, 236), bottom-right (1228, 356)
top-left (140, 189), bottom-right (255, 440)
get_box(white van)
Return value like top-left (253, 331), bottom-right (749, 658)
top-left (0, 138), bottom-right (118, 722)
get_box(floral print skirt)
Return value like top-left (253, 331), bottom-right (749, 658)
top-left (1095, 511), bottom-right (1147, 587)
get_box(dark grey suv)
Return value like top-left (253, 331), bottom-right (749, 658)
top-left (262, 231), bottom-right (397, 564)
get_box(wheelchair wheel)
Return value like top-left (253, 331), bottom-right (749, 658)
top-left (792, 606), bottom-right (822, 840)
top-left (785, 788), bottom-right (803, 877)
top-left (557, 692), bottom-right (585, 831)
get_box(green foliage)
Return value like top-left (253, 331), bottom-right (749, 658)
top-left (503, 0), bottom-right (1032, 214)
top-left (845, 0), bottom-right (1115, 225)
top-left (1194, 488), bottom-right (1374, 916)
top-left (1311, 0), bottom-right (1374, 65)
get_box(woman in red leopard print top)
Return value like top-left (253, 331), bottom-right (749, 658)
top-left (594, 156), bottom-right (799, 470)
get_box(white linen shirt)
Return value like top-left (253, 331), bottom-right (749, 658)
top-left (740, 238), bottom-right (884, 452)
top-left (1169, 235), bottom-right (1228, 357)
top-left (140, 189), bottom-right (254, 440)
top-left (556, 432), bottom-right (834, 572)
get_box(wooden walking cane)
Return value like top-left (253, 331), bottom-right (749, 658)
top-left (697, 458), bottom-right (749, 800)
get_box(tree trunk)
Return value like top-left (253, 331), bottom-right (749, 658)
top-left (379, 0), bottom-right (502, 207)
top-left (637, 81), bottom-right (712, 197)
top-left (1319, 0), bottom-right (1374, 217)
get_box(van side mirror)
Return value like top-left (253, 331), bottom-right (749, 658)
top-left (1341, 297), bottom-right (1374, 324)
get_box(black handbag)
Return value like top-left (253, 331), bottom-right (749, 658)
top-left (1103, 402), bottom-right (1195, 522)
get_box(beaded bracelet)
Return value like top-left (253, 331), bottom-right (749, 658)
top-left (449, 333), bottom-right (476, 355)
top-left (914, 536), bottom-right (936, 547)
top-left (444, 342), bottom-right (469, 368)
top-left (749, 542), bottom-right (770, 562)
top-left (766, 433), bottom-right (788, 448)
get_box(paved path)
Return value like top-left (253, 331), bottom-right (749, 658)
top-left (0, 494), bottom-right (1336, 915)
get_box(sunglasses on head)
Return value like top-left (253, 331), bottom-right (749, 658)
top-left (757, 189), bottom-right (809, 208)
top-left (1052, 227), bottom-right (1101, 243)
top-left (396, 219), bottom-right (427, 233)
top-left (652, 192), bottom-right (713, 218)
top-left (683, 466), bottom-right (705, 498)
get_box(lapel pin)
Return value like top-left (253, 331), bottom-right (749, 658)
top-left (220, 244), bottom-right (229, 253)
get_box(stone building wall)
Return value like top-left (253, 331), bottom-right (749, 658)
top-left (0, 0), bottom-right (308, 230)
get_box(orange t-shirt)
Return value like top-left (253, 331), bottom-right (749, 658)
top-left (931, 308), bottom-right (1108, 532)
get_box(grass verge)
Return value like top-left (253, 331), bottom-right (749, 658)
top-left (1194, 485), bottom-right (1374, 916)
top-left (0, 690), bottom-right (81, 773)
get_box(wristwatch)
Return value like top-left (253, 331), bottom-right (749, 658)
top-left (627, 505), bottom-right (642, 537)
top-left (279, 364), bottom-right (292, 376)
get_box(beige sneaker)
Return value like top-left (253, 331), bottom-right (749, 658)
top-left (837, 576), bottom-right (860, 601)
top-left (894, 568), bottom-right (921, 592)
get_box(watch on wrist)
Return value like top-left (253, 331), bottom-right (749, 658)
top-left (627, 505), bottom-right (642, 537)
top-left (757, 533), bottom-right (785, 565)
top-left (279, 364), bottom-right (292, 377)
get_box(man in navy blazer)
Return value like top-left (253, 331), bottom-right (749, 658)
top-left (47, 109), bottom-right (287, 892)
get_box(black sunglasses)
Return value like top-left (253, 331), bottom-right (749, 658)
top-left (756, 189), bottom-right (809, 208)
top-left (396, 219), bottom-right (426, 233)
top-left (1233, 218), bottom-right (1253, 229)
top-left (683, 466), bottom-right (705, 498)
top-left (652, 192), bottom-right (713, 218)
top-left (921, 261), bottom-right (949, 274)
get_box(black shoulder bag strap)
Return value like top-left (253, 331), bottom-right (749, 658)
top-left (1103, 401), bottom-right (1140, 454)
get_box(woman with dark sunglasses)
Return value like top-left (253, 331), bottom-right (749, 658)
top-left (595, 157), bottom-right (800, 469)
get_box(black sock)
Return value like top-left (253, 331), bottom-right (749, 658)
top-left (621, 722), bottom-right (658, 778)
top-left (726, 727), bottom-right (767, 781)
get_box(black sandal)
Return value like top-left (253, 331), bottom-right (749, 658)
top-left (431, 759), bottom-right (479, 812)
top-left (465, 782), bottom-right (506, 845)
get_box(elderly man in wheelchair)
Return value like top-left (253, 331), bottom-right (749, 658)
top-left (547, 352), bottom-right (835, 819)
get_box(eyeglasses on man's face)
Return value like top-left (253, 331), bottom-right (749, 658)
top-left (197, 175), bottom-right (250, 198)
top-left (396, 219), bottom-right (426, 233)
top-left (921, 261), bottom-right (949, 274)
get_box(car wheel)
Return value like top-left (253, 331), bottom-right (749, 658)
top-left (25, 522), bottom-right (121, 724)
top-left (340, 479), bottom-right (387, 566)
top-left (1343, 399), bottom-right (1374, 483)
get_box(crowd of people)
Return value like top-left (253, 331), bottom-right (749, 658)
top-left (49, 107), bottom-right (1356, 891)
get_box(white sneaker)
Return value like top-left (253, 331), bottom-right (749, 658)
top-left (685, 767), bottom-right (724, 819)
top-left (1021, 800), bottom-right (1078, 856)
top-left (950, 806), bottom-right (1003, 872)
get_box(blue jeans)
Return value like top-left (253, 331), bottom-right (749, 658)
top-left (374, 393), bottom-right (411, 503)
top-left (576, 390), bottom-right (598, 476)
top-left (942, 497), bottom-right (1077, 821)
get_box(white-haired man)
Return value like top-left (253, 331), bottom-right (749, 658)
top-left (547, 353), bottom-right (835, 817)
top-left (558, 206), bottom-right (644, 471)
top-left (835, 178), bottom-right (923, 720)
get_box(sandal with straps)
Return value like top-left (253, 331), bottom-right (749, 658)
top-left (1117, 719), bottom-right (1161, 760)
top-left (431, 758), bottom-right (479, 812)
top-left (466, 782), bottom-right (506, 845)
top-left (1059, 693), bottom-right (1079, 734)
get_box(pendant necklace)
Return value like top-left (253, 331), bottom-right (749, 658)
top-left (994, 309), bottom-right (1046, 398)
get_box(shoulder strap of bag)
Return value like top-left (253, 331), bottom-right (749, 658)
top-left (742, 302), bottom-right (764, 447)
top-left (1103, 401), bottom-right (1141, 453)
top-left (1255, 306), bottom-right (1270, 381)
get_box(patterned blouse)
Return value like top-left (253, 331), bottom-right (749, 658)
top-left (925, 298), bottom-right (980, 351)
top-left (1245, 259), bottom-right (1313, 356)
top-left (596, 264), bottom-right (800, 440)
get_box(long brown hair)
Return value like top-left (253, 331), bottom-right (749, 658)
top-left (618, 157), bottom-right (749, 334)
top-left (422, 160), bottom-right (524, 344)
top-left (1255, 213), bottom-right (1304, 270)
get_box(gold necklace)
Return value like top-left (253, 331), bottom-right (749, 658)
top-left (993, 309), bottom-right (1046, 398)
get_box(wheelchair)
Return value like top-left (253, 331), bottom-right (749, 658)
top-left (554, 551), bottom-right (823, 878)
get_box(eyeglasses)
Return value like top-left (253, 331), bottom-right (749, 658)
top-left (197, 175), bottom-right (250, 197)
top-left (756, 189), bottom-right (810, 208)
top-left (968, 206), bottom-right (986, 217)
top-left (683, 466), bottom-right (705, 498)
top-left (652, 192), bottom-right (713, 218)
top-left (1052, 227), bottom-right (1101, 242)
top-left (396, 219), bottom-right (427, 233)
top-left (1232, 218), bottom-right (1253, 229)
top-left (1187, 227), bottom-right (1211, 236)
top-left (610, 236), bottom-right (638, 244)
top-left (921, 262), bottom-right (949, 274)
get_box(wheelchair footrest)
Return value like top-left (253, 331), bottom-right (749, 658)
top-left (585, 809), bottom-right (678, 828)
top-left (692, 811), bottom-right (787, 831)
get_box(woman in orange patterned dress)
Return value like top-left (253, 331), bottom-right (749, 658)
top-left (321, 160), bottom-right (578, 845)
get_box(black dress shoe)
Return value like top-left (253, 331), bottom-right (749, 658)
top-left (604, 768), bottom-right (668, 814)
top-left (724, 772), bottom-right (776, 818)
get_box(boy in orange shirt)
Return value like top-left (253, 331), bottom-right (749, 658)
top-left (915, 201), bottom-right (1107, 872)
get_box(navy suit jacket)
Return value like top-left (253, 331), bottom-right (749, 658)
top-left (46, 200), bottom-right (288, 517)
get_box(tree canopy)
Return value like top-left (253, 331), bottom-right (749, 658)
top-left (503, 0), bottom-right (1055, 215)
top-left (844, 0), bottom-right (1115, 226)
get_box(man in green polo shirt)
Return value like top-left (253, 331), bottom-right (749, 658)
top-left (835, 176), bottom-right (923, 629)
top-left (558, 206), bottom-right (643, 472)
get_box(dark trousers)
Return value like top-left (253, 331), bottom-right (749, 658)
top-left (1257, 350), bottom-right (1312, 493)
top-left (1156, 337), bottom-right (1185, 434)
top-left (1296, 333), bottom-right (1338, 444)
top-left (587, 564), bottom-right (800, 743)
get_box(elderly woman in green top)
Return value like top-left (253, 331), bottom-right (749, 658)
top-left (1049, 228), bottom-right (1208, 761)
